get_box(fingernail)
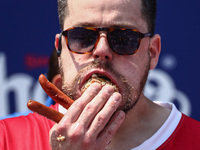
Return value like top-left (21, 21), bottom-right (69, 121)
top-left (118, 110), bottom-right (125, 119)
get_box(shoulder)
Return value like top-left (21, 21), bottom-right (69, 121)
top-left (178, 114), bottom-right (200, 133)
top-left (158, 114), bottom-right (200, 150)
top-left (0, 104), bottom-right (58, 150)
top-left (0, 103), bottom-right (58, 129)
top-left (181, 113), bottom-right (200, 125)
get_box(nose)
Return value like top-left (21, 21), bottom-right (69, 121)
top-left (92, 32), bottom-right (113, 61)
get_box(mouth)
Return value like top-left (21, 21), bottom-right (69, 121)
top-left (80, 73), bottom-right (119, 94)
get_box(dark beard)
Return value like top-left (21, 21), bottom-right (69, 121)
top-left (119, 62), bottom-right (150, 114)
top-left (60, 58), bottom-right (150, 113)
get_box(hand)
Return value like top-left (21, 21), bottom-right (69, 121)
top-left (49, 82), bottom-right (125, 150)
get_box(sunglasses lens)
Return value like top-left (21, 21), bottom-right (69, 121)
top-left (67, 28), bottom-right (98, 53)
top-left (108, 29), bottom-right (140, 55)
top-left (64, 28), bottom-right (143, 55)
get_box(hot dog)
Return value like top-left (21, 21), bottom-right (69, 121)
top-left (27, 99), bottom-right (64, 123)
top-left (81, 74), bottom-right (119, 94)
top-left (27, 74), bottom-right (119, 123)
top-left (27, 74), bottom-right (74, 123)
top-left (39, 74), bottom-right (74, 109)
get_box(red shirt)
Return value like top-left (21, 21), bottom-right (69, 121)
top-left (0, 103), bottom-right (200, 150)
top-left (157, 114), bottom-right (200, 150)
top-left (0, 104), bottom-right (57, 150)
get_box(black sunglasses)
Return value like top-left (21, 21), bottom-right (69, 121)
top-left (57, 27), bottom-right (152, 56)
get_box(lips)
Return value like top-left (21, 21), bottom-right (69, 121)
top-left (80, 73), bottom-right (119, 94)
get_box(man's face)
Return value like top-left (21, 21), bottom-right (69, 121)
top-left (58, 0), bottom-right (152, 112)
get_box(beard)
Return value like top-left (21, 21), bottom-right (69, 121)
top-left (59, 57), bottom-right (150, 114)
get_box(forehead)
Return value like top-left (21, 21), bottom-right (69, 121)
top-left (65, 0), bottom-right (147, 32)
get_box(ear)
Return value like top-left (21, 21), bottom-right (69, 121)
top-left (149, 34), bottom-right (161, 70)
top-left (54, 34), bottom-right (60, 50)
top-left (51, 74), bottom-right (62, 90)
top-left (55, 33), bottom-right (63, 57)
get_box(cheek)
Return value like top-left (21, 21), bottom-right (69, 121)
top-left (60, 54), bottom-right (77, 85)
top-left (60, 51), bottom-right (90, 84)
top-left (114, 52), bottom-right (150, 85)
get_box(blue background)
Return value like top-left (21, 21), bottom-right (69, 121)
top-left (0, 1), bottom-right (199, 120)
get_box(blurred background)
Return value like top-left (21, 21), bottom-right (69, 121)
top-left (0, 0), bottom-right (200, 120)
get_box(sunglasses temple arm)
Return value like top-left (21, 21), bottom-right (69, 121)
top-left (143, 33), bottom-right (152, 38)
top-left (57, 32), bottom-right (63, 56)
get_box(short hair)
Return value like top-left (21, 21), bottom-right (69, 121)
top-left (57, 0), bottom-right (157, 34)
top-left (141, 0), bottom-right (157, 34)
top-left (57, 0), bottom-right (68, 31)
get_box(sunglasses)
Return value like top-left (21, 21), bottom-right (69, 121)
top-left (58, 27), bottom-right (152, 56)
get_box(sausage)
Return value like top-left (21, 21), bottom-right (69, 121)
top-left (27, 74), bottom-right (74, 123)
top-left (28, 74), bottom-right (118, 123)
top-left (27, 99), bottom-right (64, 123)
top-left (39, 74), bottom-right (74, 109)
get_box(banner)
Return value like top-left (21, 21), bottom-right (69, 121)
top-left (0, 0), bottom-right (199, 121)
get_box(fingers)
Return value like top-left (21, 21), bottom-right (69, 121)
top-left (97, 110), bottom-right (125, 146)
top-left (87, 92), bottom-right (123, 136)
top-left (75, 83), bottom-right (116, 127)
top-left (50, 82), bottom-right (125, 150)
top-left (60, 83), bottom-right (120, 127)
top-left (59, 82), bottom-right (102, 123)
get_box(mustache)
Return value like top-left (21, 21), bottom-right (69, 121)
top-left (79, 59), bottom-right (112, 73)
top-left (75, 59), bottom-right (122, 82)
top-left (60, 59), bottom-right (127, 100)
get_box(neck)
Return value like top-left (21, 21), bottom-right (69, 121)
top-left (106, 94), bottom-right (171, 150)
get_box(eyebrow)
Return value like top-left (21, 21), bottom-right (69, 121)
top-left (73, 22), bottom-right (96, 27)
top-left (72, 22), bottom-right (138, 29)
top-left (109, 24), bottom-right (137, 29)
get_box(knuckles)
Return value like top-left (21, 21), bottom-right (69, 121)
top-left (96, 114), bottom-right (106, 126)
top-left (72, 100), bottom-right (86, 110)
top-left (81, 137), bottom-right (93, 149)
top-left (68, 123), bottom-right (85, 142)
top-left (84, 103), bottom-right (96, 113)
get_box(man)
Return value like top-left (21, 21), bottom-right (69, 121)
top-left (1, 0), bottom-right (200, 149)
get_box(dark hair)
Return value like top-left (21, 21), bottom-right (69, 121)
top-left (57, 0), bottom-right (157, 34)
top-left (141, 0), bottom-right (157, 34)
top-left (47, 48), bottom-right (59, 82)
top-left (57, 0), bottom-right (68, 31)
